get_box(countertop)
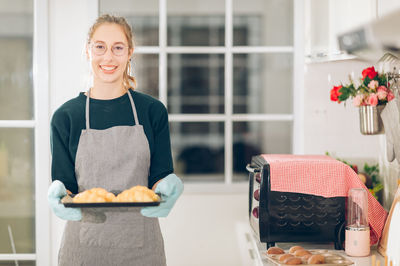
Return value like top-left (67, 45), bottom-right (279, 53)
top-left (238, 222), bottom-right (385, 266)
top-left (255, 241), bottom-right (384, 266)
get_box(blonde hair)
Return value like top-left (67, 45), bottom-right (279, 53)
top-left (87, 14), bottom-right (136, 90)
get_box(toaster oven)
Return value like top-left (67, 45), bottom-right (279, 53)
top-left (247, 155), bottom-right (346, 250)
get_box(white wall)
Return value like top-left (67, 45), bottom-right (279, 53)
top-left (303, 59), bottom-right (381, 158)
top-left (49, 0), bottom-right (98, 112)
top-left (378, 0), bottom-right (400, 17)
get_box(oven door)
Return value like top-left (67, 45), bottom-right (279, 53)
top-left (246, 156), bottom-right (268, 239)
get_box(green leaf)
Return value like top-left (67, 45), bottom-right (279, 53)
top-left (372, 183), bottom-right (383, 192)
top-left (338, 86), bottom-right (351, 101)
top-left (378, 74), bottom-right (388, 86)
top-left (363, 163), bottom-right (379, 184)
top-left (363, 76), bottom-right (371, 86)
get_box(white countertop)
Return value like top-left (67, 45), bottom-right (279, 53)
top-left (255, 241), bottom-right (384, 266)
top-left (236, 221), bottom-right (386, 266)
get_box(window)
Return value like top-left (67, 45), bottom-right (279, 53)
top-left (100, 0), bottom-right (295, 183)
top-left (0, 1), bottom-right (35, 265)
top-left (0, 0), bottom-right (50, 264)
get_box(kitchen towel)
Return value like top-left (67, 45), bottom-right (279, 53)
top-left (261, 154), bottom-right (387, 245)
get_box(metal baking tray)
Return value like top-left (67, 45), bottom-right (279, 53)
top-left (266, 249), bottom-right (354, 265)
top-left (61, 192), bottom-right (163, 208)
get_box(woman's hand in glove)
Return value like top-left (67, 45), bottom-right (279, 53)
top-left (141, 174), bottom-right (183, 217)
top-left (48, 180), bottom-right (82, 221)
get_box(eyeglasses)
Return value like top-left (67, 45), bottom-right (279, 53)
top-left (90, 41), bottom-right (128, 56)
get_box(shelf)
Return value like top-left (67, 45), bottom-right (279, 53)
top-left (305, 53), bottom-right (357, 64)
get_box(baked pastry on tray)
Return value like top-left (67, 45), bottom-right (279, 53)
top-left (72, 188), bottom-right (115, 203)
top-left (113, 186), bottom-right (160, 202)
top-left (72, 186), bottom-right (159, 203)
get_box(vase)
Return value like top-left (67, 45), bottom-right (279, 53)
top-left (359, 105), bottom-right (385, 135)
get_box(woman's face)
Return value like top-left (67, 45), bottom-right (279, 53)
top-left (88, 23), bottom-right (132, 87)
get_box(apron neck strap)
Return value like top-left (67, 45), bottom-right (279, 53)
top-left (85, 88), bottom-right (140, 130)
top-left (85, 89), bottom-right (90, 130)
top-left (126, 89), bottom-right (140, 126)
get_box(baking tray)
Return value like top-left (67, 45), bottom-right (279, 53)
top-left (61, 192), bottom-right (163, 207)
top-left (266, 249), bottom-right (354, 265)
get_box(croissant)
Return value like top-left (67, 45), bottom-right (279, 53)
top-left (72, 188), bottom-right (116, 203)
top-left (113, 186), bottom-right (160, 202)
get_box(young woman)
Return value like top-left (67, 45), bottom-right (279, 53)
top-left (47, 14), bottom-right (183, 266)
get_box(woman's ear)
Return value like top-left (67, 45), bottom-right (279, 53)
top-left (85, 44), bottom-right (90, 61)
top-left (128, 47), bottom-right (134, 58)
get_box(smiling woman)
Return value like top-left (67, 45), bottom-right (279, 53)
top-left (47, 14), bottom-right (183, 266)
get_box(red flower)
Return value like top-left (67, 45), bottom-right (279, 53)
top-left (351, 165), bottom-right (358, 174)
top-left (362, 66), bottom-right (378, 80)
top-left (330, 85), bottom-right (342, 102)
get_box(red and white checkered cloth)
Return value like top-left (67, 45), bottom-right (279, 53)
top-left (261, 154), bottom-right (387, 245)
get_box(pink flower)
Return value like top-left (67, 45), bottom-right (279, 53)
top-left (368, 80), bottom-right (379, 90)
top-left (377, 86), bottom-right (388, 100)
top-left (367, 93), bottom-right (378, 106)
top-left (387, 90), bottom-right (395, 101)
top-left (353, 95), bottom-right (364, 107)
top-left (377, 85), bottom-right (388, 92)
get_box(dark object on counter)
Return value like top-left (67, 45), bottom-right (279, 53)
top-left (358, 172), bottom-right (373, 188)
top-left (233, 142), bottom-right (261, 173)
top-left (247, 155), bottom-right (346, 250)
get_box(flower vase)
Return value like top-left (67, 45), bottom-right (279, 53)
top-left (359, 105), bottom-right (385, 135)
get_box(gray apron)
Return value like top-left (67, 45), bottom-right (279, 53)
top-left (58, 90), bottom-right (166, 266)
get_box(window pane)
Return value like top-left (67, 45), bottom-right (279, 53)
top-left (99, 0), bottom-right (159, 46)
top-left (233, 53), bottom-right (293, 114)
top-left (168, 54), bottom-right (224, 114)
top-left (167, 0), bottom-right (225, 46)
top-left (233, 121), bottom-right (292, 182)
top-left (233, 0), bottom-right (293, 46)
top-left (132, 54), bottom-right (159, 98)
top-left (0, 129), bottom-right (35, 253)
top-left (171, 122), bottom-right (224, 182)
top-left (0, 1), bottom-right (33, 120)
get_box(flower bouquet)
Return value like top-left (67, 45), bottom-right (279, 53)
top-left (330, 66), bottom-right (394, 106)
top-left (330, 66), bottom-right (395, 135)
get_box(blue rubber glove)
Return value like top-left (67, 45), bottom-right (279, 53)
top-left (47, 180), bottom-right (82, 221)
top-left (141, 174), bottom-right (183, 217)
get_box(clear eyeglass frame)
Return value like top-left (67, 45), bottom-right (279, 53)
top-left (90, 41), bottom-right (128, 56)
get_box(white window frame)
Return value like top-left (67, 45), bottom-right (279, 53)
top-left (128, 0), bottom-right (304, 192)
top-left (34, 0), bottom-right (51, 264)
top-left (0, 0), bottom-right (51, 265)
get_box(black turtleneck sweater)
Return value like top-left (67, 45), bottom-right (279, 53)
top-left (50, 89), bottom-right (173, 194)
